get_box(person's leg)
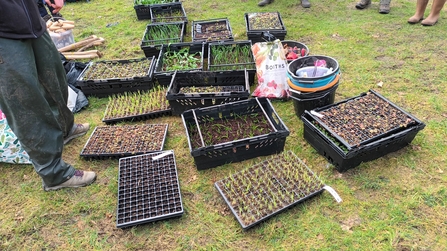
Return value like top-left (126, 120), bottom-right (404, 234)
top-left (421, 0), bottom-right (447, 25)
top-left (0, 36), bottom-right (74, 187)
top-left (408, 0), bottom-right (429, 23)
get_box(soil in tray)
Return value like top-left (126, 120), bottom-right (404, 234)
top-left (194, 21), bottom-right (232, 41)
top-left (82, 59), bottom-right (153, 80)
top-left (188, 112), bottom-right (273, 149)
top-left (315, 91), bottom-right (416, 146)
top-left (247, 12), bottom-right (283, 30)
top-left (215, 150), bottom-right (324, 229)
top-left (81, 124), bottom-right (167, 156)
top-left (103, 86), bottom-right (169, 121)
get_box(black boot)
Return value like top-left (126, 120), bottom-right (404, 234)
top-left (258, 0), bottom-right (273, 6)
top-left (301, 0), bottom-right (311, 8)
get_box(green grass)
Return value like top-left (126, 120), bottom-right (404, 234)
top-left (1, 0), bottom-right (447, 250)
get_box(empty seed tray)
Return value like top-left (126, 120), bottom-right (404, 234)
top-left (150, 2), bottom-right (188, 23)
top-left (182, 97), bottom-right (290, 170)
top-left (80, 124), bottom-right (168, 160)
top-left (140, 22), bottom-right (186, 58)
top-left (215, 150), bottom-right (327, 230)
top-left (116, 150), bottom-right (183, 228)
top-left (301, 89), bottom-right (425, 172)
top-left (245, 12), bottom-right (287, 43)
top-left (166, 70), bottom-right (250, 115)
top-left (76, 57), bottom-right (156, 98)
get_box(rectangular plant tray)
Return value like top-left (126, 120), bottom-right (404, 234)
top-left (192, 18), bottom-right (234, 46)
top-left (181, 97), bottom-right (290, 170)
top-left (215, 150), bottom-right (326, 230)
top-left (150, 2), bottom-right (188, 23)
top-left (116, 150), bottom-right (184, 228)
top-left (80, 124), bottom-right (168, 160)
top-left (76, 57), bottom-right (156, 98)
top-left (140, 22), bottom-right (186, 58)
top-left (301, 90), bottom-right (425, 172)
top-left (134, 0), bottom-right (179, 20)
top-left (166, 70), bottom-right (250, 115)
top-left (245, 12), bottom-right (287, 43)
top-left (102, 86), bottom-right (172, 124)
top-left (207, 40), bottom-right (256, 85)
top-left (154, 42), bottom-right (205, 87)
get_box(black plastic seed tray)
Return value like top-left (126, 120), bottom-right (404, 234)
top-left (245, 12), bottom-right (287, 43)
top-left (76, 57), bottom-right (156, 98)
top-left (102, 109), bottom-right (172, 124)
top-left (154, 42), bottom-right (205, 87)
top-left (301, 90), bottom-right (425, 172)
top-left (134, 0), bottom-right (179, 20)
top-left (80, 124), bottom-right (168, 160)
top-left (140, 22), bottom-right (186, 58)
top-left (166, 70), bottom-right (250, 115)
top-left (215, 150), bottom-right (325, 230)
top-left (150, 2), bottom-right (188, 23)
top-left (181, 97), bottom-right (290, 170)
top-left (192, 18), bottom-right (234, 48)
top-left (116, 150), bottom-right (184, 228)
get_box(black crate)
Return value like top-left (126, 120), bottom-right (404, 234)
top-left (181, 97), bottom-right (290, 170)
top-left (215, 150), bottom-right (326, 230)
top-left (166, 70), bottom-right (250, 115)
top-left (134, 0), bottom-right (179, 20)
top-left (245, 12), bottom-right (287, 43)
top-left (154, 42), bottom-right (205, 87)
top-left (301, 90), bottom-right (426, 172)
top-left (140, 22), bottom-right (186, 58)
top-left (150, 2), bottom-right (188, 23)
top-left (76, 57), bottom-right (156, 98)
top-left (80, 124), bottom-right (168, 160)
top-left (192, 18), bottom-right (234, 53)
top-left (207, 40), bottom-right (256, 85)
top-left (116, 150), bottom-right (184, 228)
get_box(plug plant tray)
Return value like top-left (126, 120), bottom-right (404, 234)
top-left (116, 150), bottom-right (183, 228)
top-left (166, 70), bottom-right (250, 115)
top-left (140, 22), bottom-right (186, 58)
top-left (182, 97), bottom-right (290, 170)
top-left (192, 18), bottom-right (234, 45)
top-left (76, 57), bottom-right (156, 98)
top-left (102, 86), bottom-right (171, 124)
top-left (80, 124), bottom-right (168, 160)
top-left (245, 12), bottom-right (287, 43)
top-left (134, 0), bottom-right (179, 20)
top-left (301, 90), bottom-right (425, 172)
top-left (154, 42), bottom-right (205, 87)
top-left (150, 2), bottom-right (188, 23)
top-left (215, 150), bottom-right (325, 230)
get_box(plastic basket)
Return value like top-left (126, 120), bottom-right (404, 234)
top-left (245, 12), bottom-right (287, 43)
top-left (140, 22), bottom-right (185, 58)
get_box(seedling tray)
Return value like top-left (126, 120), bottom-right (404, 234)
top-left (134, 0), bottom-right (179, 20)
top-left (207, 40), bottom-right (256, 85)
top-left (154, 42), bottom-right (205, 87)
top-left (166, 70), bottom-right (250, 115)
top-left (150, 2), bottom-right (188, 23)
top-left (76, 57), bottom-right (156, 98)
top-left (301, 90), bottom-right (425, 172)
top-left (102, 86), bottom-right (171, 124)
top-left (116, 150), bottom-right (183, 228)
top-left (192, 18), bottom-right (234, 46)
top-left (245, 12), bottom-right (287, 43)
top-left (80, 124), bottom-right (168, 160)
top-left (215, 150), bottom-right (325, 230)
top-left (140, 22), bottom-right (186, 58)
top-left (182, 97), bottom-right (290, 170)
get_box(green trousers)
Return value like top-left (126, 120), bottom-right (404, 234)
top-left (0, 32), bottom-right (75, 187)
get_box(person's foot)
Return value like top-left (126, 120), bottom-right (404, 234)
top-left (421, 15), bottom-right (439, 26)
top-left (43, 170), bottom-right (97, 191)
top-left (64, 123), bottom-right (90, 145)
top-left (258, 0), bottom-right (273, 6)
top-left (408, 16), bottom-right (424, 24)
top-left (379, 0), bottom-right (391, 14)
top-left (301, 0), bottom-right (311, 8)
top-left (355, 0), bottom-right (371, 9)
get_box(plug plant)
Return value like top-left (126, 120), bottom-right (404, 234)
top-left (209, 43), bottom-right (255, 71)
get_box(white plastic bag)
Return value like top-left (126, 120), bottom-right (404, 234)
top-left (251, 39), bottom-right (290, 99)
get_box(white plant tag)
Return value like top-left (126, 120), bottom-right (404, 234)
top-left (323, 185), bottom-right (342, 203)
top-left (311, 110), bottom-right (324, 118)
top-left (152, 150), bottom-right (173, 161)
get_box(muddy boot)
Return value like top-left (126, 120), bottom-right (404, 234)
top-left (301, 0), bottom-right (311, 8)
top-left (379, 0), bottom-right (391, 14)
top-left (421, 0), bottom-right (447, 26)
top-left (408, 0), bottom-right (429, 23)
top-left (258, 0), bottom-right (273, 6)
top-left (355, 0), bottom-right (371, 9)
